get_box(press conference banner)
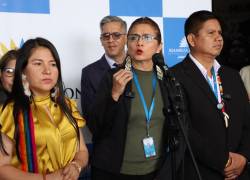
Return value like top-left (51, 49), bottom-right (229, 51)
top-left (0, 0), bottom-right (211, 142)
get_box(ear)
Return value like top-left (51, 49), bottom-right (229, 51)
top-left (156, 42), bottom-right (163, 53)
top-left (187, 33), bottom-right (196, 47)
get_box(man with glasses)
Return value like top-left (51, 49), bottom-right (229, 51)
top-left (81, 16), bottom-right (127, 121)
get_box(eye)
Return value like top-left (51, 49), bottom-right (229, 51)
top-left (113, 32), bottom-right (122, 38)
top-left (128, 34), bottom-right (139, 41)
top-left (143, 34), bottom-right (154, 41)
top-left (33, 62), bottom-right (42, 65)
top-left (51, 62), bottom-right (57, 67)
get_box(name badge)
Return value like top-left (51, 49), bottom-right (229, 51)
top-left (142, 137), bottom-right (156, 158)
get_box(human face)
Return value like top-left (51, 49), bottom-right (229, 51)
top-left (23, 47), bottom-right (59, 97)
top-left (127, 23), bottom-right (162, 63)
top-left (100, 22), bottom-right (126, 60)
top-left (187, 19), bottom-right (223, 59)
top-left (0, 59), bottom-right (16, 92)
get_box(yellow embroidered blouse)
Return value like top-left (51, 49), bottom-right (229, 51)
top-left (0, 96), bottom-right (85, 173)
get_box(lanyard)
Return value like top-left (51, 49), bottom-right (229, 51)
top-left (206, 67), bottom-right (219, 101)
top-left (132, 69), bottom-right (157, 136)
top-left (207, 67), bottom-right (229, 128)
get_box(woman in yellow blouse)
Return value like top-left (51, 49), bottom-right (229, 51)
top-left (0, 37), bottom-right (88, 180)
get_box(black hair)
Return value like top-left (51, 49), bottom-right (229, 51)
top-left (7, 37), bottom-right (79, 160)
top-left (0, 49), bottom-right (18, 89)
top-left (184, 10), bottom-right (222, 37)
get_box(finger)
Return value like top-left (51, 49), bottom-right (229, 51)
top-left (62, 166), bottom-right (70, 175)
top-left (113, 72), bottom-right (132, 88)
top-left (113, 69), bottom-right (127, 79)
top-left (225, 174), bottom-right (237, 180)
top-left (224, 169), bottom-right (236, 177)
top-left (224, 170), bottom-right (238, 179)
top-left (113, 70), bottom-right (132, 81)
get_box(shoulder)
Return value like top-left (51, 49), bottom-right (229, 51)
top-left (0, 102), bottom-right (15, 140)
top-left (220, 66), bottom-right (241, 78)
top-left (64, 97), bottom-right (86, 127)
top-left (240, 65), bottom-right (250, 76)
top-left (170, 60), bottom-right (186, 77)
top-left (82, 56), bottom-right (107, 73)
top-left (64, 97), bottom-right (77, 108)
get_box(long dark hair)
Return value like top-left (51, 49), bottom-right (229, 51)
top-left (8, 37), bottom-right (79, 160)
top-left (0, 125), bottom-right (8, 155)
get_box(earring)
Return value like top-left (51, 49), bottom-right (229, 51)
top-left (22, 74), bottom-right (31, 97)
top-left (51, 86), bottom-right (58, 100)
top-left (124, 55), bottom-right (132, 71)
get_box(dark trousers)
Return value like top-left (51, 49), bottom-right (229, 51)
top-left (91, 166), bottom-right (157, 180)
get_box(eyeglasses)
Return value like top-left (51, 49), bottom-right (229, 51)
top-left (127, 34), bottom-right (158, 43)
top-left (2, 68), bottom-right (15, 77)
top-left (100, 32), bottom-right (126, 41)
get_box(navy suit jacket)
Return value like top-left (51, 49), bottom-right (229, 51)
top-left (171, 55), bottom-right (250, 180)
top-left (81, 55), bottom-right (110, 120)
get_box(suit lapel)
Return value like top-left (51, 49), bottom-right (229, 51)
top-left (181, 56), bottom-right (218, 106)
top-left (99, 55), bottom-right (111, 71)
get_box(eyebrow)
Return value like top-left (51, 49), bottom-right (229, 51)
top-left (30, 59), bottom-right (55, 62)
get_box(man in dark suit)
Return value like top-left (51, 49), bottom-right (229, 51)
top-left (81, 16), bottom-right (127, 120)
top-left (171, 10), bottom-right (250, 180)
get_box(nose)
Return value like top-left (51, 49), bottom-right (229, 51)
top-left (136, 37), bottom-right (143, 46)
top-left (43, 64), bottom-right (51, 74)
top-left (107, 35), bottom-right (115, 42)
top-left (216, 32), bottom-right (223, 41)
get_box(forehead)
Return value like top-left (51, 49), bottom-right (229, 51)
top-left (199, 19), bottom-right (221, 31)
top-left (101, 21), bottom-right (123, 33)
top-left (29, 47), bottom-right (54, 61)
top-left (5, 59), bottom-right (16, 68)
top-left (129, 23), bottom-right (157, 34)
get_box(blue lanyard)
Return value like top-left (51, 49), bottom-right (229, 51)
top-left (132, 69), bottom-right (157, 136)
top-left (206, 67), bottom-right (219, 101)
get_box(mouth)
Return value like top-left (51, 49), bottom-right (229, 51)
top-left (42, 79), bottom-right (53, 83)
top-left (108, 45), bottom-right (117, 49)
top-left (214, 44), bottom-right (222, 49)
top-left (136, 49), bottom-right (143, 55)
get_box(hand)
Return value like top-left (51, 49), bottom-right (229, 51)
top-left (111, 69), bottom-right (133, 101)
top-left (224, 152), bottom-right (247, 180)
top-left (46, 169), bottom-right (64, 180)
top-left (62, 162), bottom-right (80, 180)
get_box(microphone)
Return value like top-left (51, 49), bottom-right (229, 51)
top-left (152, 53), bottom-right (169, 71)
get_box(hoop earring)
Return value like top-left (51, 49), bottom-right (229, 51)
top-left (22, 74), bottom-right (31, 97)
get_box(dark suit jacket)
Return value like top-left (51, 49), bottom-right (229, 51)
top-left (88, 66), bottom-right (188, 179)
top-left (81, 55), bottom-right (110, 120)
top-left (171, 55), bottom-right (250, 180)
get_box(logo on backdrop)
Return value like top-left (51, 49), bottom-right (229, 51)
top-left (0, 0), bottom-right (50, 14)
top-left (109, 0), bottom-right (188, 66)
top-left (163, 18), bottom-right (189, 67)
top-left (0, 38), bottom-right (24, 57)
top-left (109, 0), bottom-right (162, 17)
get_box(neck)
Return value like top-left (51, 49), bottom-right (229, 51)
top-left (132, 59), bottom-right (153, 71)
top-left (113, 51), bottom-right (126, 65)
top-left (191, 53), bottom-right (215, 77)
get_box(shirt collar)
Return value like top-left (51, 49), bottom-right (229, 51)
top-left (189, 53), bottom-right (221, 77)
top-left (105, 54), bottom-right (117, 68)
